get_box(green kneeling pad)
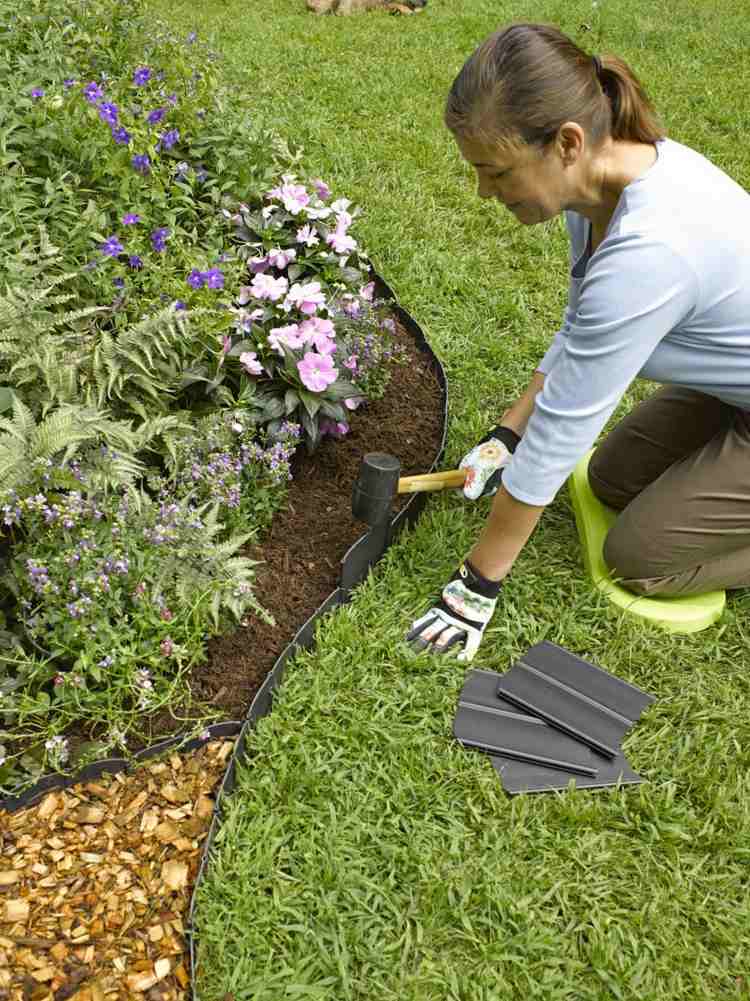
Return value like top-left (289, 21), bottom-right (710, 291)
top-left (567, 450), bottom-right (725, 634)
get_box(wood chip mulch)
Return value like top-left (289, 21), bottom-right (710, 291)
top-left (0, 739), bottom-right (235, 1000)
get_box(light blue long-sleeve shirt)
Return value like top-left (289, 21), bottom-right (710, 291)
top-left (502, 137), bottom-right (750, 507)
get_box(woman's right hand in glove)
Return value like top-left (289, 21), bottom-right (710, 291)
top-left (459, 425), bottom-right (521, 500)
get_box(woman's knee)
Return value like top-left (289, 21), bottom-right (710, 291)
top-left (588, 447), bottom-right (631, 511)
top-left (602, 522), bottom-right (657, 592)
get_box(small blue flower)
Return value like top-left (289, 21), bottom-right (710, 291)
top-left (157, 128), bottom-right (180, 151)
top-left (128, 255), bottom-right (143, 270)
top-left (147, 107), bottom-right (166, 125)
top-left (98, 101), bottom-right (118, 125)
top-left (111, 125), bottom-right (131, 145)
top-left (173, 300), bottom-right (187, 311)
top-left (187, 269), bottom-right (205, 289)
top-left (203, 267), bottom-right (225, 290)
top-left (131, 153), bottom-right (151, 175)
top-left (187, 31), bottom-right (198, 43)
top-left (30, 87), bottom-right (45, 99)
top-left (100, 235), bottom-right (124, 258)
top-left (122, 213), bottom-right (140, 225)
top-left (83, 81), bottom-right (103, 104)
top-left (150, 227), bottom-right (169, 252)
top-left (113, 277), bottom-right (125, 288)
top-left (133, 66), bottom-right (151, 86)
top-left (63, 78), bottom-right (76, 90)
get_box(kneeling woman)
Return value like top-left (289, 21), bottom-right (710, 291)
top-left (408, 22), bottom-right (750, 660)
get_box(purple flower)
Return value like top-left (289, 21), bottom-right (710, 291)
top-left (195, 166), bottom-right (208, 182)
top-left (146, 107), bottom-right (166, 125)
top-left (122, 213), bottom-right (140, 225)
top-left (150, 227), bottom-right (169, 252)
top-left (63, 78), bottom-right (76, 90)
top-left (133, 66), bottom-right (152, 86)
top-left (128, 255), bottom-right (143, 270)
top-left (167, 93), bottom-right (178, 105)
top-left (100, 235), bottom-right (124, 258)
top-left (113, 277), bottom-right (125, 289)
top-left (111, 125), bottom-right (131, 145)
top-left (98, 101), bottom-right (118, 125)
top-left (131, 153), bottom-right (150, 175)
top-left (30, 87), bottom-right (45, 99)
top-left (203, 267), bottom-right (224, 289)
top-left (83, 81), bottom-right (104, 104)
top-left (187, 269), bottom-right (205, 289)
top-left (157, 128), bottom-right (179, 151)
top-left (187, 31), bottom-right (198, 43)
top-left (173, 300), bottom-right (187, 311)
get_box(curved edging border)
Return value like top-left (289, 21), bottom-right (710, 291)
top-left (0, 273), bottom-right (449, 997)
top-left (186, 273), bottom-right (449, 997)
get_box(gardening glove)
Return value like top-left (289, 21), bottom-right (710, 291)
top-left (405, 560), bottom-right (502, 662)
top-left (459, 425), bottom-right (521, 500)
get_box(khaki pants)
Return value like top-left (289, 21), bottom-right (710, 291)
top-left (588, 386), bottom-right (750, 596)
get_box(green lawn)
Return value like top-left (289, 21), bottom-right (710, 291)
top-left (152, 1), bottom-right (750, 997)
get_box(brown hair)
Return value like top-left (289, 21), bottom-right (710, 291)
top-left (445, 23), bottom-right (665, 152)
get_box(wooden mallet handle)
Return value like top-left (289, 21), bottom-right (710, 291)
top-left (397, 468), bottom-right (467, 494)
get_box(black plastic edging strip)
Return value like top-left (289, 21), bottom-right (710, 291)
top-left (491, 751), bottom-right (644, 795)
top-left (187, 274), bottom-right (449, 999)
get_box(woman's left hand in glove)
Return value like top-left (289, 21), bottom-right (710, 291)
top-left (405, 559), bottom-right (502, 662)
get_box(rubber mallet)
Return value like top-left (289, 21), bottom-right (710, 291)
top-left (352, 452), bottom-right (466, 527)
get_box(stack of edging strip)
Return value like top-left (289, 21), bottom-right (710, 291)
top-left (454, 641), bottom-right (655, 795)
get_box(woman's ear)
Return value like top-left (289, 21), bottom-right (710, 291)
top-left (556, 122), bottom-right (586, 165)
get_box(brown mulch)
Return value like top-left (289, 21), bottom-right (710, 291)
top-left (0, 739), bottom-right (234, 1001)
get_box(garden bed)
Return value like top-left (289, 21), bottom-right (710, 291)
top-left (124, 312), bottom-right (444, 745)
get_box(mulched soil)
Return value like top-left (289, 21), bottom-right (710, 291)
top-left (135, 314), bottom-right (444, 741)
top-left (0, 738), bottom-right (235, 1001)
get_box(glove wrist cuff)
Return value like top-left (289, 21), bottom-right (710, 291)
top-left (460, 559), bottom-right (503, 599)
top-left (481, 425), bottom-right (521, 454)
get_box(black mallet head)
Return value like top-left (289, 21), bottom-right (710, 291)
top-left (352, 452), bottom-right (401, 527)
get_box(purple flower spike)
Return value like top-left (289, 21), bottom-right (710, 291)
top-left (187, 269), bottom-right (205, 289)
top-left (128, 255), bottom-right (143, 270)
top-left (83, 81), bottom-right (104, 104)
top-left (131, 153), bottom-right (151, 175)
top-left (147, 107), bottom-right (166, 125)
top-left (100, 235), bottom-right (124, 258)
top-left (122, 213), bottom-right (140, 225)
top-left (133, 66), bottom-right (152, 86)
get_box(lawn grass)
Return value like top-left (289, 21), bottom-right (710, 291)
top-left (151, 1), bottom-right (750, 997)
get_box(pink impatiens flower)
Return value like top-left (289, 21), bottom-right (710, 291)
top-left (326, 220), bottom-right (356, 255)
top-left (268, 323), bottom-right (305, 355)
top-left (297, 351), bottom-right (338, 392)
top-left (296, 224), bottom-right (319, 247)
top-left (299, 316), bottom-right (336, 354)
top-left (239, 351), bottom-right (263, 375)
top-left (285, 281), bottom-right (326, 315)
top-left (268, 176), bottom-right (310, 214)
top-left (268, 247), bottom-right (297, 269)
top-left (312, 178), bottom-right (331, 200)
top-left (249, 273), bottom-right (289, 302)
top-left (360, 281), bottom-right (375, 301)
top-left (249, 255), bottom-right (269, 274)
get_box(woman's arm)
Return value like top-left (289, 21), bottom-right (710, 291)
top-left (498, 369), bottom-right (546, 436)
top-left (468, 484), bottom-right (545, 581)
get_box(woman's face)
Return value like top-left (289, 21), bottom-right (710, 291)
top-left (455, 131), bottom-right (579, 225)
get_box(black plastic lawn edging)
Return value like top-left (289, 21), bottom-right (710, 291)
top-left (186, 274), bottom-right (448, 998)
